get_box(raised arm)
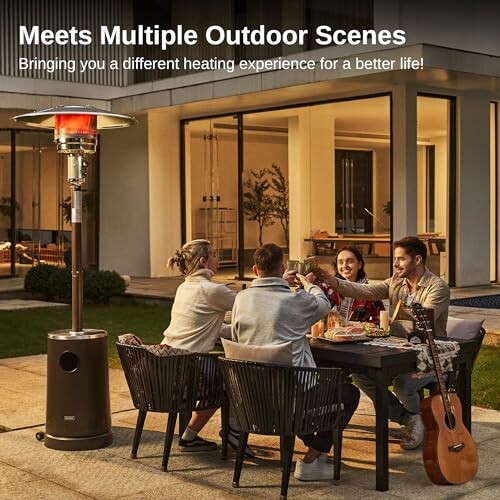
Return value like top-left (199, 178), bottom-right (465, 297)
top-left (325, 274), bottom-right (390, 301)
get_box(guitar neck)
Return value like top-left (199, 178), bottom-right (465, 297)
top-left (423, 322), bottom-right (453, 417)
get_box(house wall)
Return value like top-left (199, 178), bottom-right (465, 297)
top-left (148, 109), bottom-right (182, 277)
top-left (455, 92), bottom-right (491, 286)
top-left (99, 115), bottom-right (150, 276)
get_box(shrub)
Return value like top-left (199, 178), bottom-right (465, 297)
top-left (84, 270), bottom-right (126, 303)
top-left (24, 264), bottom-right (59, 299)
top-left (25, 265), bottom-right (126, 303)
top-left (47, 267), bottom-right (72, 300)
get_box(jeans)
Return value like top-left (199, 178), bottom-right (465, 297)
top-left (352, 371), bottom-right (436, 426)
top-left (299, 382), bottom-right (360, 453)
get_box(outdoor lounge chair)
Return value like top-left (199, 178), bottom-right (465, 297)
top-left (421, 318), bottom-right (485, 397)
top-left (117, 340), bottom-right (229, 471)
top-left (219, 358), bottom-right (344, 499)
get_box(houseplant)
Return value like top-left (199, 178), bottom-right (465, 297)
top-left (243, 168), bottom-right (274, 246)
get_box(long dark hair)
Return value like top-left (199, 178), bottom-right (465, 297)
top-left (333, 245), bottom-right (366, 282)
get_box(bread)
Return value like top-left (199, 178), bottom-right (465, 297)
top-left (334, 333), bottom-right (353, 341)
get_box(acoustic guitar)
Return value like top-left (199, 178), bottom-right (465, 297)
top-left (411, 303), bottom-right (478, 485)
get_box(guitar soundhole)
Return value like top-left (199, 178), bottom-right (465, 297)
top-left (445, 412), bottom-right (456, 430)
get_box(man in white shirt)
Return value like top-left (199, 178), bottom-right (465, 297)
top-left (232, 243), bottom-right (360, 481)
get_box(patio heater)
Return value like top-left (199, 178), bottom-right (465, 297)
top-left (12, 105), bottom-right (136, 450)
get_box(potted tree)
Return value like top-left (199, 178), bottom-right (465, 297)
top-left (243, 169), bottom-right (274, 246)
top-left (269, 164), bottom-right (289, 249)
top-left (0, 196), bottom-right (20, 218)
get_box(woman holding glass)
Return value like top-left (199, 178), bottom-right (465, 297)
top-left (313, 245), bottom-right (384, 324)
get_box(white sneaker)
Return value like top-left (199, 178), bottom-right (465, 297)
top-left (294, 458), bottom-right (333, 481)
top-left (401, 414), bottom-right (424, 450)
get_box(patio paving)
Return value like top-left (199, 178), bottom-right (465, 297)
top-left (0, 354), bottom-right (498, 499)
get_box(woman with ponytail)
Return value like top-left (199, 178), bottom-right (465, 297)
top-left (162, 239), bottom-right (236, 352)
top-left (162, 239), bottom-right (236, 452)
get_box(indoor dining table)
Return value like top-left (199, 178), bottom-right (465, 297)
top-left (310, 336), bottom-right (477, 491)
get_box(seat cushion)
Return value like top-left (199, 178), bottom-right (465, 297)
top-left (118, 333), bottom-right (143, 346)
top-left (221, 338), bottom-right (293, 366)
top-left (142, 344), bottom-right (190, 356)
top-left (446, 317), bottom-right (484, 339)
top-left (118, 333), bottom-right (189, 356)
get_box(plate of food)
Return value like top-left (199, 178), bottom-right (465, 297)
top-left (363, 322), bottom-right (391, 338)
top-left (319, 327), bottom-right (370, 343)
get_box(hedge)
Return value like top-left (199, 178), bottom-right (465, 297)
top-left (24, 265), bottom-right (126, 303)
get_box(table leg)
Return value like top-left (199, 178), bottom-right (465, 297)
top-left (456, 360), bottom-right (472, 432)
top-left (375, 371), bottom-right (389, 491)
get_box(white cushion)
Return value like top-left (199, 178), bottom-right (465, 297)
top-left (446, 317), bottom-right (484, 340)
top-left (222, 339), bottom-right (293, 366)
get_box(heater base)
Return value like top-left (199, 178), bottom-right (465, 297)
top-left (44, 431), bottom-right (113, 451)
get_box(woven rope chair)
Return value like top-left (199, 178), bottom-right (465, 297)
top-left (219, 358), bottom-right (344, 499)
top-left (117, 343), bottom-right (228, 471)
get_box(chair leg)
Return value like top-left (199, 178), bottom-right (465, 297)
top-left (220, 395), bottom-right (230, 460)
top-left (333, 424), bottom-right (343, 481)
top-left (162, 412), bottom-right (178, 472)
top-left (178, 411), bottom-right (192, 437)
top-left (232, 431), bottom-right (249, 488)
top-left (131, 410), bottom-right (147, 458)
top-left (279, 434), bottom-right (295, 500)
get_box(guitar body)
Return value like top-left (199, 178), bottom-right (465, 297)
top-left (421, 393), bottom-right (478, 484)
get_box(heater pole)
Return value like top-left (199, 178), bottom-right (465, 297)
top-left (70, 173), bottom-right (83, 333)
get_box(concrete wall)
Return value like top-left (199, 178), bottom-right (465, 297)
top-left (455, 92), bottom-right (491, 286)
top-left (392, 84), bottom-right (417, 240)
top-left (99, 115), bottom-right (150, 276)
top-left (491, 103), bottom-right (499, 282)
top-left (148, 109), bottom-right (182, 277)
top-left (288, 110), bottom-right (312, 260)
top-left (310, 107), bottom-right (335, 235)
top-left (375, 0), bottom-right (500, 56)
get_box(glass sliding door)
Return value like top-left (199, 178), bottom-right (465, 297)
top-left (0, 132), bottom-right (13, 276)
top-left (14, 131), bottom-right (69, 275)
top-left (416, 96), bottom-right (451, 282)
top-left (326, 96), bottom-right (391, 279)
top-left (183, 117), bottom-right (239, 278)
top-left (241, 96), bottom-right (391, 279)
top-left (0, 129), bottom-right (98, 278)
top-left (242, 110), bottom-right (289, 278)
top-left (182, 95), bottom-right (391, 281)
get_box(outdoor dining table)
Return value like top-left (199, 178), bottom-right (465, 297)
top-left (310, 336), bottom-right (478, 492)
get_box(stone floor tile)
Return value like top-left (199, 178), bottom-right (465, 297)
top-left (0, 479), bottom-right (92, 500)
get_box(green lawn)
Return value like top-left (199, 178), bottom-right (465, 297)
top-left (469, 345), bottom-right (500, 410)
top-left (0, 302), bottom-right (170, 369)
top-left (0, 302), bottom-right (498, 410)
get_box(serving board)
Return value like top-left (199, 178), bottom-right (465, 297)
top-left (316, 335), bottom-right (371, 344)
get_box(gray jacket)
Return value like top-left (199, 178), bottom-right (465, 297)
top-left (231, 277), bottom-right (330, 367)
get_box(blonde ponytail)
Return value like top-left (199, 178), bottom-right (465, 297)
top-left (168, 239), bottom-right (211, 276)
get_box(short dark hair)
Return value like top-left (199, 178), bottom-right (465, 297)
top-left (254, 243), bottom-right (283, 275)
top-left (393, 236), bottom-right (427, 264)
top-left (333, 245), bottom-right (366, 281)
